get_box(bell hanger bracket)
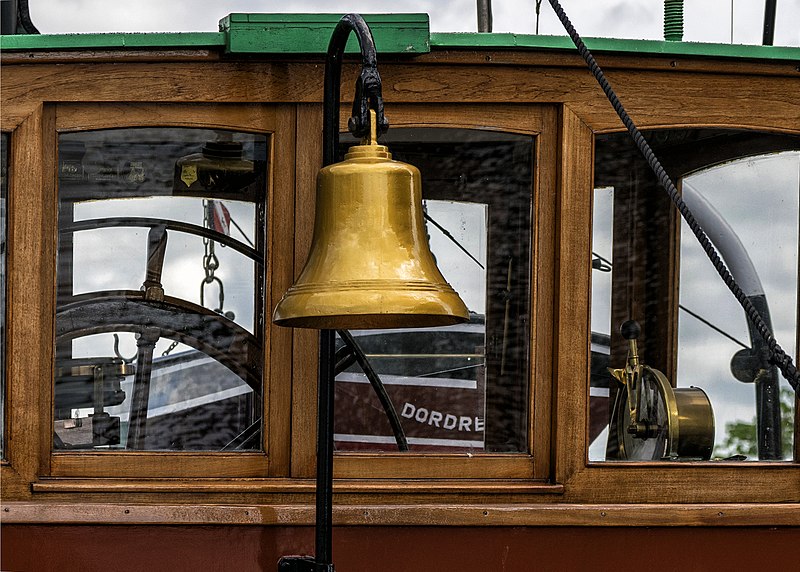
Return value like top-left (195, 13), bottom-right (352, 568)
top-left (322, 13), bottom-right (389, 167)
top-left (279, 14), bottom-right (386, 572)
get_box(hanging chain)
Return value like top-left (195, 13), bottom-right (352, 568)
top-left (161, 339), bottom-right (179, 357)
top-left (202, 199), bottom-right (220, 288)
top-left (199, 199), bottom-right (232, 319)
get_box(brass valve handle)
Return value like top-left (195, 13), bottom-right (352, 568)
top-left (609, 319), bottom-right (643, 426)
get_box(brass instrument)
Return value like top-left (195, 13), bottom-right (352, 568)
top-left (609, 320), bottom-right (715, 460)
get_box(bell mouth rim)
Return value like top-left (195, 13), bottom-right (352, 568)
top-left (272, 281), bottom-right (471, 329)
top-left (272, 312), bottom-right (469, 330)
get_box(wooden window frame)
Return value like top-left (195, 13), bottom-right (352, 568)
top-left (556, 91), bottom-right (800, 503)
top-left (2, 102), bottom-right (297, 482)
top-left (0, 131), bottom-right (8, 465)
top-left (290, 103), bottom-right (560, 483)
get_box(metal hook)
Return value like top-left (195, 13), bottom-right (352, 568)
top-left (200, 275), bottom-right (225, 312)
top-left (113, 333), bottom-right (137, 363)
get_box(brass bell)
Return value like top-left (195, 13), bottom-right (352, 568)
top-left (273, 113), bottom-right (469, 330)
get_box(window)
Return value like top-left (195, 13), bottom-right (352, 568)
top-left (590, 128), bottom-right (799, 462)
top-left (54, 128), bottom-right (268, 453)
top-left (333, 128), bottom-right (533, 453)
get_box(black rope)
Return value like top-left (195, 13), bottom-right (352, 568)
top-left (547, 0), bottom-right (799, 393)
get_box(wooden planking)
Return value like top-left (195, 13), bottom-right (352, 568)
top-left (54, 102), bottom-right (280, 132)
top-left (552, 106), bottom-right (594, 485)
top-left (532, 105), bottom-right (559, 480)
top-left (29, 477), bottom-right (561, 495)
top-left (3, 501), bottom-right (798, 527)
top-left (0, 101), bottom-right (40, 132)
top-left (288, 104), bottom-right (324, 479)
top-left (4, 106), bottom-right (51, 499)
top-left (0, 49), bottom-right (220, 65)
top-left (334, 454), bottom-right (536, 480)
top-left (38, 106), bottom-right (57, 480)
top-left (562, 465), bottom-right (800, 504)
top-left (265, 105), bottom-right (297, 477)
top-left (50, 454), bottom-right (271, 479)
top-left (1, 62), bottom-right (323, 106)
top-left (571, 71), bottom-right (800, 134)
top-left (2, 61), bottom-right (797, 132)
top-left (4, 46), bottom-right (798, 78)
top-left (0, 465), bottom-right (31, 498)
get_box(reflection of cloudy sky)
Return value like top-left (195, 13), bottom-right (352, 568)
top-left (678, 152), bottom-right (798, 451)
top-left (424, 200), bottom-right (487, 314)
top-left (28, 0), bottom-right (800, 46)
top-left (70, 202), bottom-right (257, 365)
top-left (73, 197), bottom-right (256, 333)
top-left (70, 197), bottom-right (258, 362)
top-left (592, 151), bottom-right (799, 457)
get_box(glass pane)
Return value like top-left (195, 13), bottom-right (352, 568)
top-left (0, 133), bottom-right (7, 458)
top-left (679, 153), bottom-right (798, 460)
top-left (590, 128), bottom-right (799, 462)
top-left (334, 129), bottom-right (533, 453)
top-left (54, 128), bottom-right (268, 451)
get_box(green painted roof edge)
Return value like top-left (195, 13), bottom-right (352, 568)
top-left (430, 32), bottom-right (800, 61)
top-left (0, 13), bottom-right (431, 55)
top-left (0, 31), bottom-right (225, 51)
top-left (1, 16), bottom-right (798, 62)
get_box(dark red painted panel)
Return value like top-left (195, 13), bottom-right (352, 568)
top-left (2, 525), bottom-right (798, 572)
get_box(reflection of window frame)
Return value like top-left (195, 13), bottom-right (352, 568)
top-left (20, 103), bottom-right (295, 480)
top-left (288, 104), bottom-right (558, 482)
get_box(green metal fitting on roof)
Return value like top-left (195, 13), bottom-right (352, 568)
top-left (663, 0), bottom-right (684, 42)
top-left (219, 13), bottom-right (430, 55)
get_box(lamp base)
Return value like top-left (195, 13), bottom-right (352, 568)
top-left (278, 556), bottom-right (334, 572)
